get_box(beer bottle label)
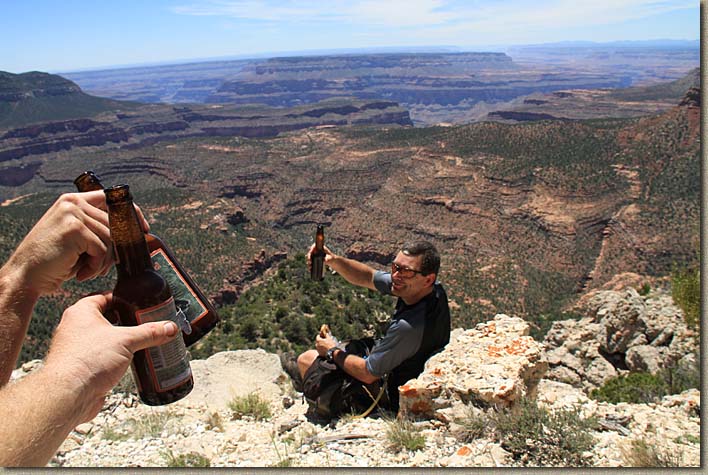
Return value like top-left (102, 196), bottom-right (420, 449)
top-left (135, 297), bottom-right (192, 392)
top-left (150, 249), bottom-right (208, 332)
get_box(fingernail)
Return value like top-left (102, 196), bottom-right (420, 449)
top-left (163, 321), bottom-right (178, 336)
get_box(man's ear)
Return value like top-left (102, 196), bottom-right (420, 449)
top-left (424, 273), bottom-right (436, 287)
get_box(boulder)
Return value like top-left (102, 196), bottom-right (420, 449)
top-left (175, 349), bottom-right (287, 411)
top-left (544, 287), bottom-right (699, 393)
top-left (398, 314), bottom-right (547, 420)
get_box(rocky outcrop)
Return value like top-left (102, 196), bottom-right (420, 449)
top-left (679, 87), bottom-right (700, 108)
top-left (211, 249), bottom-right (288, 305)
top-left (0, 98), bottom-right (413, 165)
top-left (543, 288), bottom-right (698, 391)
top-left (344, 243), bottom-right (394, 266)
top-left (0, 162), bottom-right (42, 186)
top-left (0, 121), bottom-right (128, 162)
top-left (399, 315), bottom-right (547, 420)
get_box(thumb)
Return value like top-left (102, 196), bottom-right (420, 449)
top-left (121, 321), bottom-right (179, 353)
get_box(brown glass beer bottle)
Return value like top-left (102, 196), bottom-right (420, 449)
top-left (311, 224), bottom-right (325, 281)
top-left (106, 185), bottom-right (193, 405)
top-left (74, 171), bottom-right (219, 346)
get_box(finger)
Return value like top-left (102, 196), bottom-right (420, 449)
top-left (133, 204), bottom-right (150, 233)
top-left (120, 321), bottom-right (179, 353)
top-left (73, 223), bottom-right (111, 281)
top-left (77, 190), bottom-right (109, 212)
top-left (71, 292), bottom-right (113, 314)
top-left (72, 203), bottom-right (115, 279)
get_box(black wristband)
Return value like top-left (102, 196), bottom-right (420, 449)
top-left (332, 349), bottom-right (348, 368)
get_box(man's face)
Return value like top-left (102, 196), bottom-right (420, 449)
top-left (390, 251), bottom-right (434, 300)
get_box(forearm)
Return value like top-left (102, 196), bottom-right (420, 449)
top-left (0, 260), bottom-right (40, 386)
top-left (332, 349), bottom-right (379, 384)
top-left (0, 366), bottom-right (85, 466)
top-left (327, 255), bottom-right (376, 290)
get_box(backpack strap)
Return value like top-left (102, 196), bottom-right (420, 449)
top-left (351, 376), bottom-right (387, 419)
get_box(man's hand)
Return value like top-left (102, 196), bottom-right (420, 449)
top-left (306, 243), bottom-right (336, 272)
top-left (0, 292), bottom-right (178, 467)
top-left (315, 333), bottom-right (336, 358)
top-left (44, 292), bottom-right (179, 423)
top-left (4, 191), bottom-right (149, 296)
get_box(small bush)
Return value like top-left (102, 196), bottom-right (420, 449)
top-left (454, 406), bottom-right (488, 442)
top-left (229, 393), bottom-right (272, 421)
top-left (269, 432), bottom-right (295, 468)
top-left (621, 438), bottom-right (683, 467)
top-left (637, 283), bottom-right (651, 296)
top-left (101, 425), bottom-right (130, 442)
top-left (385, 417), bottom-right (426, 453)
top-left (671, 263), bottom-right (700, 330)
top-left (675, 434), bottom-right (700, 445)
top-left (163, 450), bottom-right (211, 467)
top-left (205, 411), bottom-right (224, 431)
top-left (490, 399), bottom-right (596, 467)
top-left (590, 372), bottom-right (668, 404)
top-left (128, 411), bottom-right (175, 438)
top-left (662, 357), bottom-right (700, 394)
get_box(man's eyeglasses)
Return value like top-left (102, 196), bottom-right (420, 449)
top-left (391, 262), bottom-right (424, 279)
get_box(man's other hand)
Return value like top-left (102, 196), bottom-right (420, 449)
top-left (44, 292), bottom-right (179, 423)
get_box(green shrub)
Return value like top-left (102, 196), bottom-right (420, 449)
top-left (101, 425), bottom-right (130, 442)
top-left (385, 417), bottom-right (426, 453)
top-left (229, 393), bottom-right (272, 421)
top-left (662, 356), bottom-right (700, 394)
top-left (128, 411), bottom-right (176, 438)
top-left (671, 263), bottom-right (700, 330)
top-left (590, 372), bottom-right (668, 404)
top-left (490, 399), bottom-right (596, 467)
top-left (675, 434), bottom-right (700, 445)
top-left (205, 411), bottom-right (224, 431)
top-left (269, 431), bottom-right (295, 467)
top-left (454, 406), bottom-right (488, 442)
top-left (163, 450), bottom-right (211, 467)
top-left (621, 438), bottom-right (683, 467)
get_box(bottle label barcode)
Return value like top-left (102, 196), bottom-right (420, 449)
top-left (135, 297), bottom-right (192, 391)
top-left (151, 249), bottom-right (208, 327)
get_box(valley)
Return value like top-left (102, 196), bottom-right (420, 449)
top-left (0, 44), bottom-right (700, 364)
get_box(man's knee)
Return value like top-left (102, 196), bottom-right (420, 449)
top-left (297, 349), bottom-right (318, 379)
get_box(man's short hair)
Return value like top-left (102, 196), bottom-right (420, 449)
top-left (401, 241), bottom-right (440, 276)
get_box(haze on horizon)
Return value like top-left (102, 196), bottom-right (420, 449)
top-left (1, 0), bottom-right (699, 74)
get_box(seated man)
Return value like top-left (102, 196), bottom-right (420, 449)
top-left (294, 240), bottom-right (450, 414)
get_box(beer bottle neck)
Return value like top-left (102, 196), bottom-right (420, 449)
top-left (315, 226), bottom-right (324, 251)
top-left (74, 172), bottom-right (104, 192)
top-left (107, 199), bottom-right (152, 277)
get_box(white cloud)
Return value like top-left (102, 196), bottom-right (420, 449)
top-left (172, 0), bottom-right (697, 31)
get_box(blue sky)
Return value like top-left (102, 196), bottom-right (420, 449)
top-left (1, 0), bottom-right (699, 73)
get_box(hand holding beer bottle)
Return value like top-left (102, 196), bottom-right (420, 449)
top-left (74, 171), bottom-right (219, 346)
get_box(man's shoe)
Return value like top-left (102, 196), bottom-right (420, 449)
top-left (280, 353), bottom-right (304, 393)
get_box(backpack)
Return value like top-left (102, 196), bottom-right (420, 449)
top-left (302, 338), bottom-right (383, 423)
